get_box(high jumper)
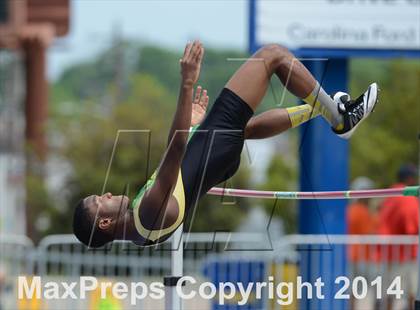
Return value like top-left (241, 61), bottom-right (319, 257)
top-left (73, 41), bottom-right (379, 248)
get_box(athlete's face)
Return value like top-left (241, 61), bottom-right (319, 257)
top-left (84, 193), bottom-right (130, 225)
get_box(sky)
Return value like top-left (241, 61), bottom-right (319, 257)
top-left (48, 0), bottom-right (248, 80)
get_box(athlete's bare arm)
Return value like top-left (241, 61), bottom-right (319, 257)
top-left (138, 41), bottom-right (204, 229)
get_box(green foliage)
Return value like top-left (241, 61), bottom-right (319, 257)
top-left (53, 74), bottom-right (172, 214)
top-left (259, 154), bottom-right (298, 234)
top-left (53, 41), bottom-right (135, 101)
top-left (138, 45), bottom-right (247, 100)
top-left (26, 173), bottom-right (54, 241)
top-left (350, 59), bottom-right (420, 187)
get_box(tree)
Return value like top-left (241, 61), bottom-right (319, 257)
top-left (350, 59), bottom-right (420, 187)
top-left (259, 153), bottom-right (298, 234)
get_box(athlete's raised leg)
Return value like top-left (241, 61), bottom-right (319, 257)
top-left (226, 44), bottom-right (378, 139)
top-left (226, 44), bottom-right (316, 110)
top-left (244, 105), bottom-right (320, 139)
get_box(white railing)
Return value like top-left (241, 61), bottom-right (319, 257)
top-left (1, 233), bottom-right (418, 275)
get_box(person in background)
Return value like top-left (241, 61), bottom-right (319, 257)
top-left (347, 177), bottom-right (377, 310)
top-left (377, 163), bottom-right (419, 310)
top-left (347, 177), bottom-right (378, 236)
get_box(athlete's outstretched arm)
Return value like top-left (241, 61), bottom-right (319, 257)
top-left (139, 41), bottom-right (204, 229)
top-left (166, 46), bottom-right (201, 146)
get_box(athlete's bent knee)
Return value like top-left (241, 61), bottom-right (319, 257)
top-left (254, 44), bottom-right (290, 70)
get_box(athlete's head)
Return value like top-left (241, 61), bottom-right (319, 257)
top-left (72, 193), bottom-right (130, 248)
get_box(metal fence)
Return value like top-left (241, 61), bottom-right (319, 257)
top-left (0, 233), bottom-right (418, 309)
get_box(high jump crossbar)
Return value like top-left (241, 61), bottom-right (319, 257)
top-left (208, 185), bottom-right (420, 200)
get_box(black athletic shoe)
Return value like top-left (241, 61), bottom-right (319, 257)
top-left (332, 83), bottom-right (379, 139)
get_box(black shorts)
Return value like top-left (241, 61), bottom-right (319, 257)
top-left (181, 88), bottom-right (254, 213)
top-left (132, 88), bottom-right (253, 247)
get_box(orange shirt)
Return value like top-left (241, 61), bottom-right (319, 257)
top-left (347, 201), bottom-right (376, 234)
top-left (377, 183), bottom-right (419, 262)
top-left (347, 201), bottom-right (377, 262)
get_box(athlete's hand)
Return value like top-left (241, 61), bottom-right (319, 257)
top-left (180, 40), bottom-right (204, 86)
top-left (191, 86), bottom-right (209, 126)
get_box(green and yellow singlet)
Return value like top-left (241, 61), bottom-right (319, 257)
top-left (129, 125), bottom-right (198, 243)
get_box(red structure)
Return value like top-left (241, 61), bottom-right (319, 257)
top-left (0, 0), bottom-right (70, 237)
